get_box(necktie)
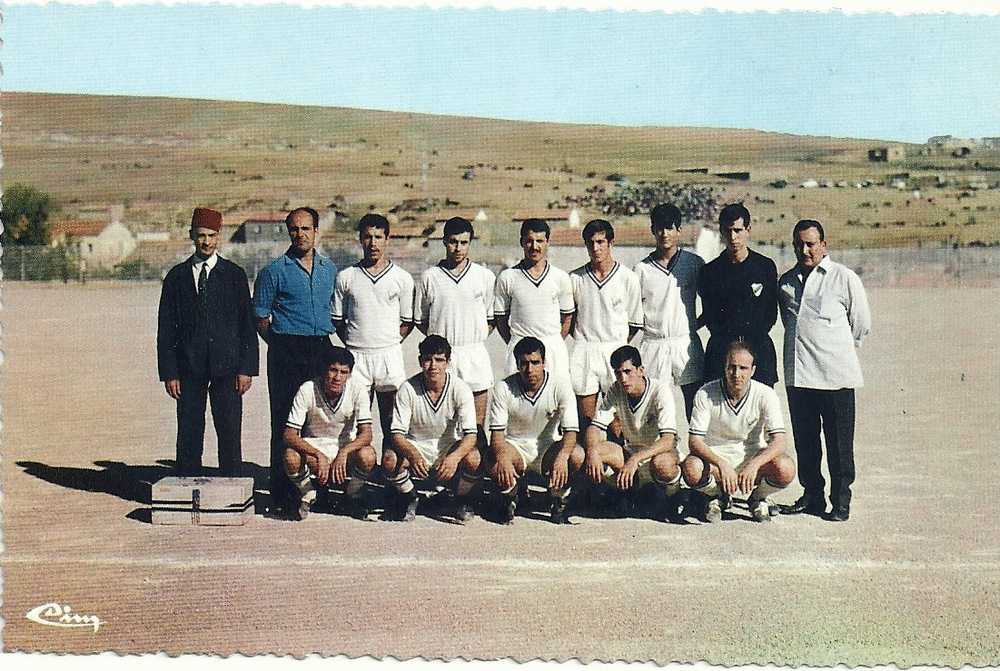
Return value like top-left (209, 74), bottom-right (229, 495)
top-left (197, 263), bottom-right (208, 312)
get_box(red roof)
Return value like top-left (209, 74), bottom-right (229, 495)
top-left (49, 220), bottom-right (107, 238)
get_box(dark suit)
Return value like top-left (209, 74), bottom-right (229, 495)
top-left (157, 255), bottom-right (259, 475)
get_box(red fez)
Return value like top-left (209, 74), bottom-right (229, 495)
top-left (191, 207), bottom-right (222, 231)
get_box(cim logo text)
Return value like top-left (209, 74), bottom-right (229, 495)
top-left (26, 603), bottom-right (104, 632)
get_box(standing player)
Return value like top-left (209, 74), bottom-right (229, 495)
top-left (569, 219), bottom-right (643, 429)
top-left (414, 216), bottom-right (496, 434)
top-left (698, 203), bottom-right (779, 387)
top-left (332, 213), bottom-right (415, 449)
top-left (493, 218), bottom-right (574, 379)
top-left (283, 347), bottom-right (377, 521)
top-left (778, 220), bottom-right (871, 521)
top-left (382, 335), bottom-right (482, 522)
top-left (488, 337), bottom-right (582, 524)
top-left (253, 207), bottom-right (337, 515)
top-left (583, 346), bottom-right (683, 521)
top-left (681, 341), bottom-right (796, 523)
top-left (634, 203), bottom-right (705, 419)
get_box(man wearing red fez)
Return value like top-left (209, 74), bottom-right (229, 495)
top-left (156, 207), bottom-right (259, 476)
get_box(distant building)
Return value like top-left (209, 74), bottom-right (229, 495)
top-left (433, 209), bottom-right (488, 224)
top-left (980, 137), bottom-right (1000, 150)
top-left (50, 219), bottom-right (137, 267)
top-left (868, 145), bottom-right (904, 162)
top-left (228, 212), bottom-right (289, 244)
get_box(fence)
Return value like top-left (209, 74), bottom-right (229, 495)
top-left (3, 241), bottom-right (1000, 288)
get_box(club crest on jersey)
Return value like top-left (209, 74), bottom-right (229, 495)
top-left (751, 282), bottom-right (763, 297)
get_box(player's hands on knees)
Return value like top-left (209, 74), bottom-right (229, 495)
top-left (496, 456), bottom-right (518, 491)
top-left (584, 448), bottom-right (604, 483)
top-left (737, 462), bottom-right (760, 495)
top-left (164, 379), bottom-right (181, 399)
top-left (616, 458), bottom-right (639, 491)
top-left (549, 453), bottom-right (570, 490)
top-left (410, 454), bottom-right (431, 480)
top-left (717, 462), bottom-right (739, 496)
top-left (331, 453), bottom-right (350, 485)
top-left (316, 453), bottom-right (332, 487)
top-left (433, 454), bottom-right (460, 483)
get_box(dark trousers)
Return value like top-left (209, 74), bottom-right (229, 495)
top-left (786, 386), bottom-right (856, 508)
top-left (176, 374), bottom-right (243, 476)
top-left (680, 381), bottom-right (702, 422)
top-left (266, 334), bottom-right (331, 500)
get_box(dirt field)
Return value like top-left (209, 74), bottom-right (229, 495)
top-left (2, 281), bottom-right (999, 665)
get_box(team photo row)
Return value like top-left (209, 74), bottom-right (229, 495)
top-left (156, 202), bottom-right (871, 526)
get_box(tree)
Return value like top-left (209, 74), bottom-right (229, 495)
top-left (2, 184), bottom-right (55, 245)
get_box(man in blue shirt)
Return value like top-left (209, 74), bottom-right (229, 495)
top-left (253, 207), bottom-right (337, 515)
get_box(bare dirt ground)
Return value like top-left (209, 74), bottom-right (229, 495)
top-left (2, 281), bottom-right (999, 665)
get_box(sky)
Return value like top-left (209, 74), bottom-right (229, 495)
top-left (5, 2), bottom-right (1000, 143)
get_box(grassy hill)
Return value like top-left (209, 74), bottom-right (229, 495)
top-left (4, 92), bottom-right (998, 248)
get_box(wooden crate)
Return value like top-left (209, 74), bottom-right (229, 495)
top-left (150, 476), bottom-right (255, 526)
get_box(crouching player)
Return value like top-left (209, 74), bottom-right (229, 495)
top-left (283, 347), bottom-right (377, 521)
top-left (584, 346), bottom-right (684, 521)
top-left (682, 341), bottom-right (796, 523)
top-left (383, 335), bottom-right (482, 522)
top-left (488, 337), bottom-right (582, 524)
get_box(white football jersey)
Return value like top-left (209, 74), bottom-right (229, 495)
top-left (493, 261), bottom-right (574, 340)
top-left (332, 261), bottom-right (414, 349)
top-left (414, 261), bottom-right (495, 346)
top-left (688, 379), bottom-right (786, 462)
top-left (488, 371), bottom-right (579, 445)
top-left (570, 261), bottom-right (643, 344)
top-left (286, 376), bottom-right (372, 444)
top-left (632, 256), bottom-right (689, 341)
top-left (390, 372), bottom-right (477, 449)
top-left (591, 376), bottom-right (677, 447)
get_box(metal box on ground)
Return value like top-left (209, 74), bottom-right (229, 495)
top-left (150, 476), bottom-right (255, 526)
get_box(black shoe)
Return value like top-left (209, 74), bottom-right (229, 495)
top-left (498, 494), bottom-right (517, 525)
top-left (660, 493), bottom-right (686, 523)
top-left (454, 496), bottom-right (475, 523)
top-left (781, 494), bottom-right (827, 516)
top-left (549, 495), bottom-right (571, 525)
top-left (827, 505), bottom-right (850, 522)
top-left (289, 494), bottom-right (311, 521)
top-left (344, 497), bottom-right (370, 520)
top-left (401, 491), bottom-right (420, 522)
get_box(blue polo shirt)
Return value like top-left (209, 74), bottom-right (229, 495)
top-left (253, 250), bottom-right (337, 336)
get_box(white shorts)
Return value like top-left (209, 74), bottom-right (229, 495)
top-left (302, 436), bottom-right (342, 460)
top-left (638, 337), bottom-right (688, 386)
top-left (505, 334), bottom-right (570, 381)
top-left (403, 436), bottom-right (461, 465)
top-left (569, 340), bottom-right (618, 396)
top-left (712, 444), bottom-right (763, 471)
top-left (350, 345), bottom-right (406, 393)
top-left (505, 435), bottom-right (565, 473)
top-left (450, 343), bottom-right (494, 393)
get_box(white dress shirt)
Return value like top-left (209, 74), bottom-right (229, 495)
top-left (191, 253), bottom-right (219, 292)
top-left (778, 255), bottom-right (871, 390)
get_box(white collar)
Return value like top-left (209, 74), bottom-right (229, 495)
top-left (193, 253), bottom-right (219, 270)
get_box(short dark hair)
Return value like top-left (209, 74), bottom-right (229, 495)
top-left (513, 336), bottom-right (546, 363)
top-left (443, 217), bottom-right (474, 240)
top-left (358, 212), bottom-right (390, 236)
top-left (322, 346), bottom-right (355, 371)
top-left (719, 203), bottom-right (751, 230)
top-left (582, 219), bottom-right (615, 244)
top-left (418, 334), bottom-right (451, 361)
top-left (725, 339), bottom-right (756, 365)
top-left (286, 207), bottom-right (319, 229)
top-left (519, 218), bottom-right (550, 242)
top-left (650, 203), bottom-right (682, 231)
top-left (793, 219), bottom-right (825, 241)
top-left (609, 345), bottom-right (642, 370)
